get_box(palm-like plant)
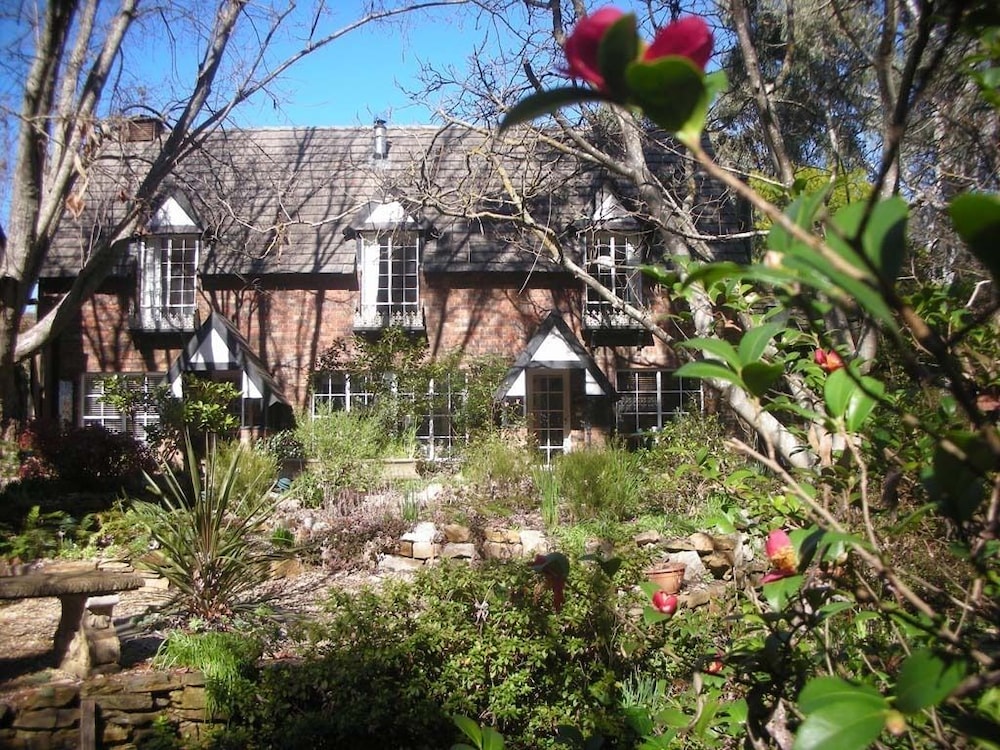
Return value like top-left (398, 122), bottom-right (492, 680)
top-left (135, 434), bottom-right (284, 621)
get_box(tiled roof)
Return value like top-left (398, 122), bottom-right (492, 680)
top-left (45, 123), bottom-right (749, 278)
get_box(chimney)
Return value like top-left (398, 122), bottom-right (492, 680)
top-left (122, 116), bottom-right (163, 142)
top-left (373, 118), bottom-right (388, 160)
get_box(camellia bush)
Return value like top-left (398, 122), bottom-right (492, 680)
top-left (500, 7), bottom-right (1000, 750)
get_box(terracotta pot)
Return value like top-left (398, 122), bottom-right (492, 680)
top-left (646, 562), bottom-right (686, 595)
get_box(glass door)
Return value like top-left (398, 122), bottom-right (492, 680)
top-left (529, 371), bottom-right (569, 463)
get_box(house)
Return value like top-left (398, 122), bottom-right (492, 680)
top-left (37, 119), bottom-right (749, 460)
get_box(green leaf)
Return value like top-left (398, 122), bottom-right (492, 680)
top-left (800, 678), bottom-right (884, 713)
top-left (452, 715), bottom-right (483, 747)
top-left (738, 322), bottom-right (783, 364)
top-left (796, 678), bottom-right (888, 750)
top-left (864, 197), bottom-right (908, 284)
top-left (678, 337), bottom-right (741, 370)
top-left (794, 699), bottom-right (887, 750)
top-left (677, 69), bottom-right (727, 145)
top-left (481, 727), bottom-right (505, 750)
top-left (625, 56), bottom-right (706, 132)
top-left (674, 360), bottom-right (744, 390)
top-left (844, 375), bottom-right (884, 432)
top-left (762, 574), bottom-right (804, 611)
top-left (823, 368), bottom-right (854, 419)
top-left (499, 88), bottom-right (609, 131)
top-left (599, 14), bottom-right (639, 99)
top-left (769, 190), bottom-right (830, 254)
top-left (741, 361), bottom-right (784, 398)
top-left (894, 649), bottom-right (966, 714)
top-left (950, 193), bottom-right (1000, 282)
top-left (643, 605), bottom-right (674, 625)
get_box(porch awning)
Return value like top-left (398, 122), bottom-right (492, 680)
top-left (495, 313), bottom-right (615, 400)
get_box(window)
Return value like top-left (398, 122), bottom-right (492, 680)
top-left (311, 371), bottom-right (465, 460)
top-left (82, 373), bottom-right (161, 440)
top-left (135, 235), bottom-right (198, 330)
top-left (616, 370), bottom-right (703, 438)
top-left (585, 232), bottom-right (642, 328)
top-left (356, 232), bottom-right (421, 329)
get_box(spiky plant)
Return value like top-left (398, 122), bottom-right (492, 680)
top-left (134, 434), bottom-right (283, 621)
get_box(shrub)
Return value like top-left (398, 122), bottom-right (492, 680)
top-left (554, 445), bottom-right (644, 522)
top-left (294, 410), bottom-right (385, 495)
top-left (211, 555), bottom-right (706, 750)
top-left (132, 436), bottom-right (286, 621)
top-left (459, 428), bottom-right (538, 512)
top-left (16, 420), bottom-right (154, 492)
top-left (153, 630), bottom-right (266, 716)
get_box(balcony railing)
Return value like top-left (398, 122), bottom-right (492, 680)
top-left (582, 304), bottom-right (644, 330)
top-left (130, 304), bottom-right (196, 332)
top-left (353, 305), bottom-right (425, 332)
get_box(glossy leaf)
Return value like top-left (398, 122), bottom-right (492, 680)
top-left (894, 649), bottom-right (966, 714)
top-left (823, 368), bottom-right (854, 419)
top-left (799, 677), bottom-right (884, 713)
top-left (678, 337), bottom-right (741, 370)
top-left (625, 56), bottom-right (705, 132)
top-left (742, 361), bottom-right (785, 397)
top-left (827, 198), bottom-right (908, 285)
top-left (949, 193), bottom-right (1000, 282)
top-left (499, 87), bottom-right (608, 131)
top-left (768, 190), bottom-right (829, 253)
top-left (762, 574), bottom-right (804, 611)
top-left (738, 322), bottom-right (783, 364)
top-left (844, 375), bottom-right (884, 432)
top-left (794, 698), bottom-right (887, 750)
top-left (795, 678), bottom-right (888, 750)
top-left (674, 360), bottom-right (744, 390)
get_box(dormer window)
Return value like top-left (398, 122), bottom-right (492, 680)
top-left (132, 197), bottom-right (200, 332)
top-left (584, 231), bottom-right (642, 328)
top-left (356, 231), bottom-right (420, 329)
top-left (354, 201), bottom-right (423, 330)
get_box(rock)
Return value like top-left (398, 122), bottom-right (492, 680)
top-left (667, 550), bottom-right (706, 582)
top-left (703, 551), bottom-right (735, 579)
top-left (378, 555), bottom-right (424, 573)
top-left (519, 530), bottom-right (547, 556)
top-left (401, 522), bottom-right (436, 543)
top-left (689, 532), bottom-right (715, 552)
top-left (442, 543), bottom-right (477, 559)
top-left (634, 530), bottom-right (662, 547)
top-left (663, 537), bottom-right (695, 552)
top-left (411, 542), bottom-right (441, 560)
top-left (443, 524), bottom-right (471, 543)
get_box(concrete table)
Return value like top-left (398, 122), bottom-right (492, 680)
top-left (0, 569), bottom-right (146, 677)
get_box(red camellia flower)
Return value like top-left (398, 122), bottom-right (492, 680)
top-left (762, 528), bottom-right (798, 583)
top-left (652, 590), bottom-right (678, 616)
top-left (644, 16), bottom-right (714, 71)
top-left (814, 348), bottom-right (845, 374)
top-left (563, 6), bottom-right (625, 90)
top-left (532, 553), bottom-right (569, 612)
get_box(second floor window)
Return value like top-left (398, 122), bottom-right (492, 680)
top-left (357, 232), bottom-right (421, 328)
top-left (137, 235), bottom-right (198, 330)
top-left (585, 232), bottom-right (642, 326)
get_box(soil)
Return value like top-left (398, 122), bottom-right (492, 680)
top-left (0, 564), bottom-right (384, 702)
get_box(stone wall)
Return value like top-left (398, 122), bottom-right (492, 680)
top-left (0, 670), bottom-right (219, 749)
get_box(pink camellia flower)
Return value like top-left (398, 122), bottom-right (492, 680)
top-left (762, 529), bottom-right (798, 583)
top-left (814, 348), bottom-right (845, 374)
top-left (644, 16), bottom-right (714, 71)
top-left (564, 7), bottom-right (625, 90)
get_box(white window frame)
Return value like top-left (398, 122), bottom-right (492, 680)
top-left (136, 235), bottom-right (199, 330)
top-left (82, 373), bottom-right (161, 441)
top-left (357, 231), bottom-right (421, 328)
top-left (585, 232), bottom-right (642, 327)
top-left (616, 369), bottom-right (703, 437)
top-left (311, 371), bottom-right (466, 460)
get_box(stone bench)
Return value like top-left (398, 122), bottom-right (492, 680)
top-left (0, 568), bottom-right (146, 678)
